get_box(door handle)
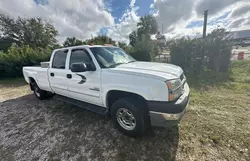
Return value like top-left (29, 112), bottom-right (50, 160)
top-left (67, 74), bottom-right (72, 79)
top-left (50, 73), bottom-right (54, 77)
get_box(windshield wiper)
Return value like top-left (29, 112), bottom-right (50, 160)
top-left (109, 63), bottom-right (125, 68)
top-left (109, 61), bottom-right (136, 68)
top-left (127, 60), bottom-right (137, 63)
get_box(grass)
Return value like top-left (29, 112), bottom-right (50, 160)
top-left (0, 77), bottom-right (30, 102)
top-left (178, 61), bottom-right (250, 160)
top-left (230, 60), bottom-right (250, 84)
top-left (0, 77), bottom-right (25, 84)
top-left (0, 61), bottom-right (249, 160)
top-left (180, 86), bottom-right (250, 160)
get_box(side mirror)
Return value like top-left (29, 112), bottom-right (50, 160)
top-left (70, 62), bottom-right (96, 72)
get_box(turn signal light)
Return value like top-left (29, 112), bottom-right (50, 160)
top-left (169, 93), bottom-right (174, 101)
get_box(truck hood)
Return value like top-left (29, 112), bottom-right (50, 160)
top-left (108, 61), bottom-right (183, 81)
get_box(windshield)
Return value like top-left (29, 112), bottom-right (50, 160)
top-left (90, 47), bottom-right (136, 68)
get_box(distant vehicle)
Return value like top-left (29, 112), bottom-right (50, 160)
top-left (23, 45), bottom-right (190, 137)
top-left (242, 40), bottom-right (250, 47)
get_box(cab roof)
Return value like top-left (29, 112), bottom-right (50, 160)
top-left (54, 45), bottom-right (117, 52)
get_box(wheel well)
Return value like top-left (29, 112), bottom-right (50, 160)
top-left (106, 90), bottom-right (148, 116)
top-left (29, 77), bottom-right (36, 90)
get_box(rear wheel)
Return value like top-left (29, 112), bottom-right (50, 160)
top-left (32, 82), bottom-right (49, 100)
top-left (111, 97), bottom-right (148, 137)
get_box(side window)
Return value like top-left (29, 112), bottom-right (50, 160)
top-left (69, 49), bottom-right (92, 69)
top-left (52, 50), bottom-right (68, 69)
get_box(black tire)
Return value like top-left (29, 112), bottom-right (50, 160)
top-left (111, 97), bottom-right (148, 137)
top-left (31, 82), bottom-right (49, 100)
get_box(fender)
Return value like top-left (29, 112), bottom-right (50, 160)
top-left (102, 85), bottom-right (153, 108)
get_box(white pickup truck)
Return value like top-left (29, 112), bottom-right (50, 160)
top-left (23, 45), bottom-right (190, 137)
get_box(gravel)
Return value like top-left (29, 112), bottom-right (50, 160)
top-left (0, 85), bottom-right (179, 161)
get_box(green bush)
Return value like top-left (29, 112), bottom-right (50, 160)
top-left (170, 29), bottom-right (232, 78)
top-left (0, 45), bottom-right (51, 78)
top-left (129, 35), bottom-right (158, 61)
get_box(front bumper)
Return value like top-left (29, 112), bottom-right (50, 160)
top-left (148, 83), bottom-right (190, 127)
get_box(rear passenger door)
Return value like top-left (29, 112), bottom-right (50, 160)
top-left (49, 49), bottom-right (70, 96)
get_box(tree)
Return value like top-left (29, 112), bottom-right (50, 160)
top-left (118, 42), bottom-right (131, 53)
top-left (129, 15), bottom-right (158, 47)
top-left (129, 31), bottom-right (138, 47)
top-left (0, 14), bottom-right (58, 48)
top-left (137, 15), bottom-right (158, 38)
top-left (130, 35), bottom-right (157, 61)
top-left (118, 42), bottom-right (127, 49)
top-left (85, 36), bottom-right (116, 45)
top-left (63, 36), bottom-right (119, 48)
top-left (63, 37), bottom-right (83, 47)
top-left (128, 15), bottom-right (159, 61)
top-left (0, 36), bottom-right (17, 52)
top-left (206, 28), bottom-right (232, 72)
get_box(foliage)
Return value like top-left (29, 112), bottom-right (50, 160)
top-left (129, 31), bottom-right (137, 47)
top-left (118, 42), bottom-right (131, 54)
top-left (0, 45), bottom-right (51, 78)
top-left (137, 15), bottom-right (158, 38)
top-left (129, 15), bottom-right (158, 47)
top-left (128, 15), bottom-right (159, 61)
top-left (170, 29), bottom-right (232, 79)
top-left (229, 60), bottom-right (250, 84)
top-left (0, 14), bottom-right (58, 48)
top-left (63, 37), bottom-right (83, 47)
top-left (85, 36), bottom-right (116, 45)
top-left (206, 29), bottom-right (232, 73)
top-left (63, 36), bottom-right (116, 47)
top-left (0, 37), bottom-right (18, 52)
top-left (129, 35), bottom-right (158, 61)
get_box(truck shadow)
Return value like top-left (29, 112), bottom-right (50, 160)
top-left (1, 94), bottom-right (179, 161)
top-left (115, 126), bottom-right (179, 161)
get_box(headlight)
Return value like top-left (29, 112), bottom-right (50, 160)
top-left (166, 79), bottom-right (182, 90)
top-left (166, 79), bottom-right (182, 101)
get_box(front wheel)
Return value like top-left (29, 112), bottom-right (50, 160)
top-left (111, 97), bottom-right (148, 137)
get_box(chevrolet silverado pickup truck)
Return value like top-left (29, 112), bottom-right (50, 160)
top-left (23, 45), bottom-right (190, 137)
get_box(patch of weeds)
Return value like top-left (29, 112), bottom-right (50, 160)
top-left (230, 60), bottom-right (250, 84)
top-left (210, 134), bottom-right (221, 144)
top-left (199, 137), bottom-right (209, 145)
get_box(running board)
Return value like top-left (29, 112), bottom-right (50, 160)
top-left (54, 95), bottom-right (108, 115)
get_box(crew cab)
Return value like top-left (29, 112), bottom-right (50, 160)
top-left (23, 45), bottom-right (190, 137)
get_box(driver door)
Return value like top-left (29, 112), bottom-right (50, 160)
top-left (66, 48), bottom-right (103, 106)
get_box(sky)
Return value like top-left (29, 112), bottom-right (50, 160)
top-left (0, 0), bottom-right (250, 44)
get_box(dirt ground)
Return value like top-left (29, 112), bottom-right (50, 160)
top-left (0, 78), bottom-right (249, 161)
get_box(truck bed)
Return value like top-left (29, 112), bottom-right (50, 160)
top-left (23, 66), bottom-right (52, 92)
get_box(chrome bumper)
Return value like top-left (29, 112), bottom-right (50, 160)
top-left (148, 83), bottom-right (190, 127)
top-left (149, 102), bottom-right (188, 127)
